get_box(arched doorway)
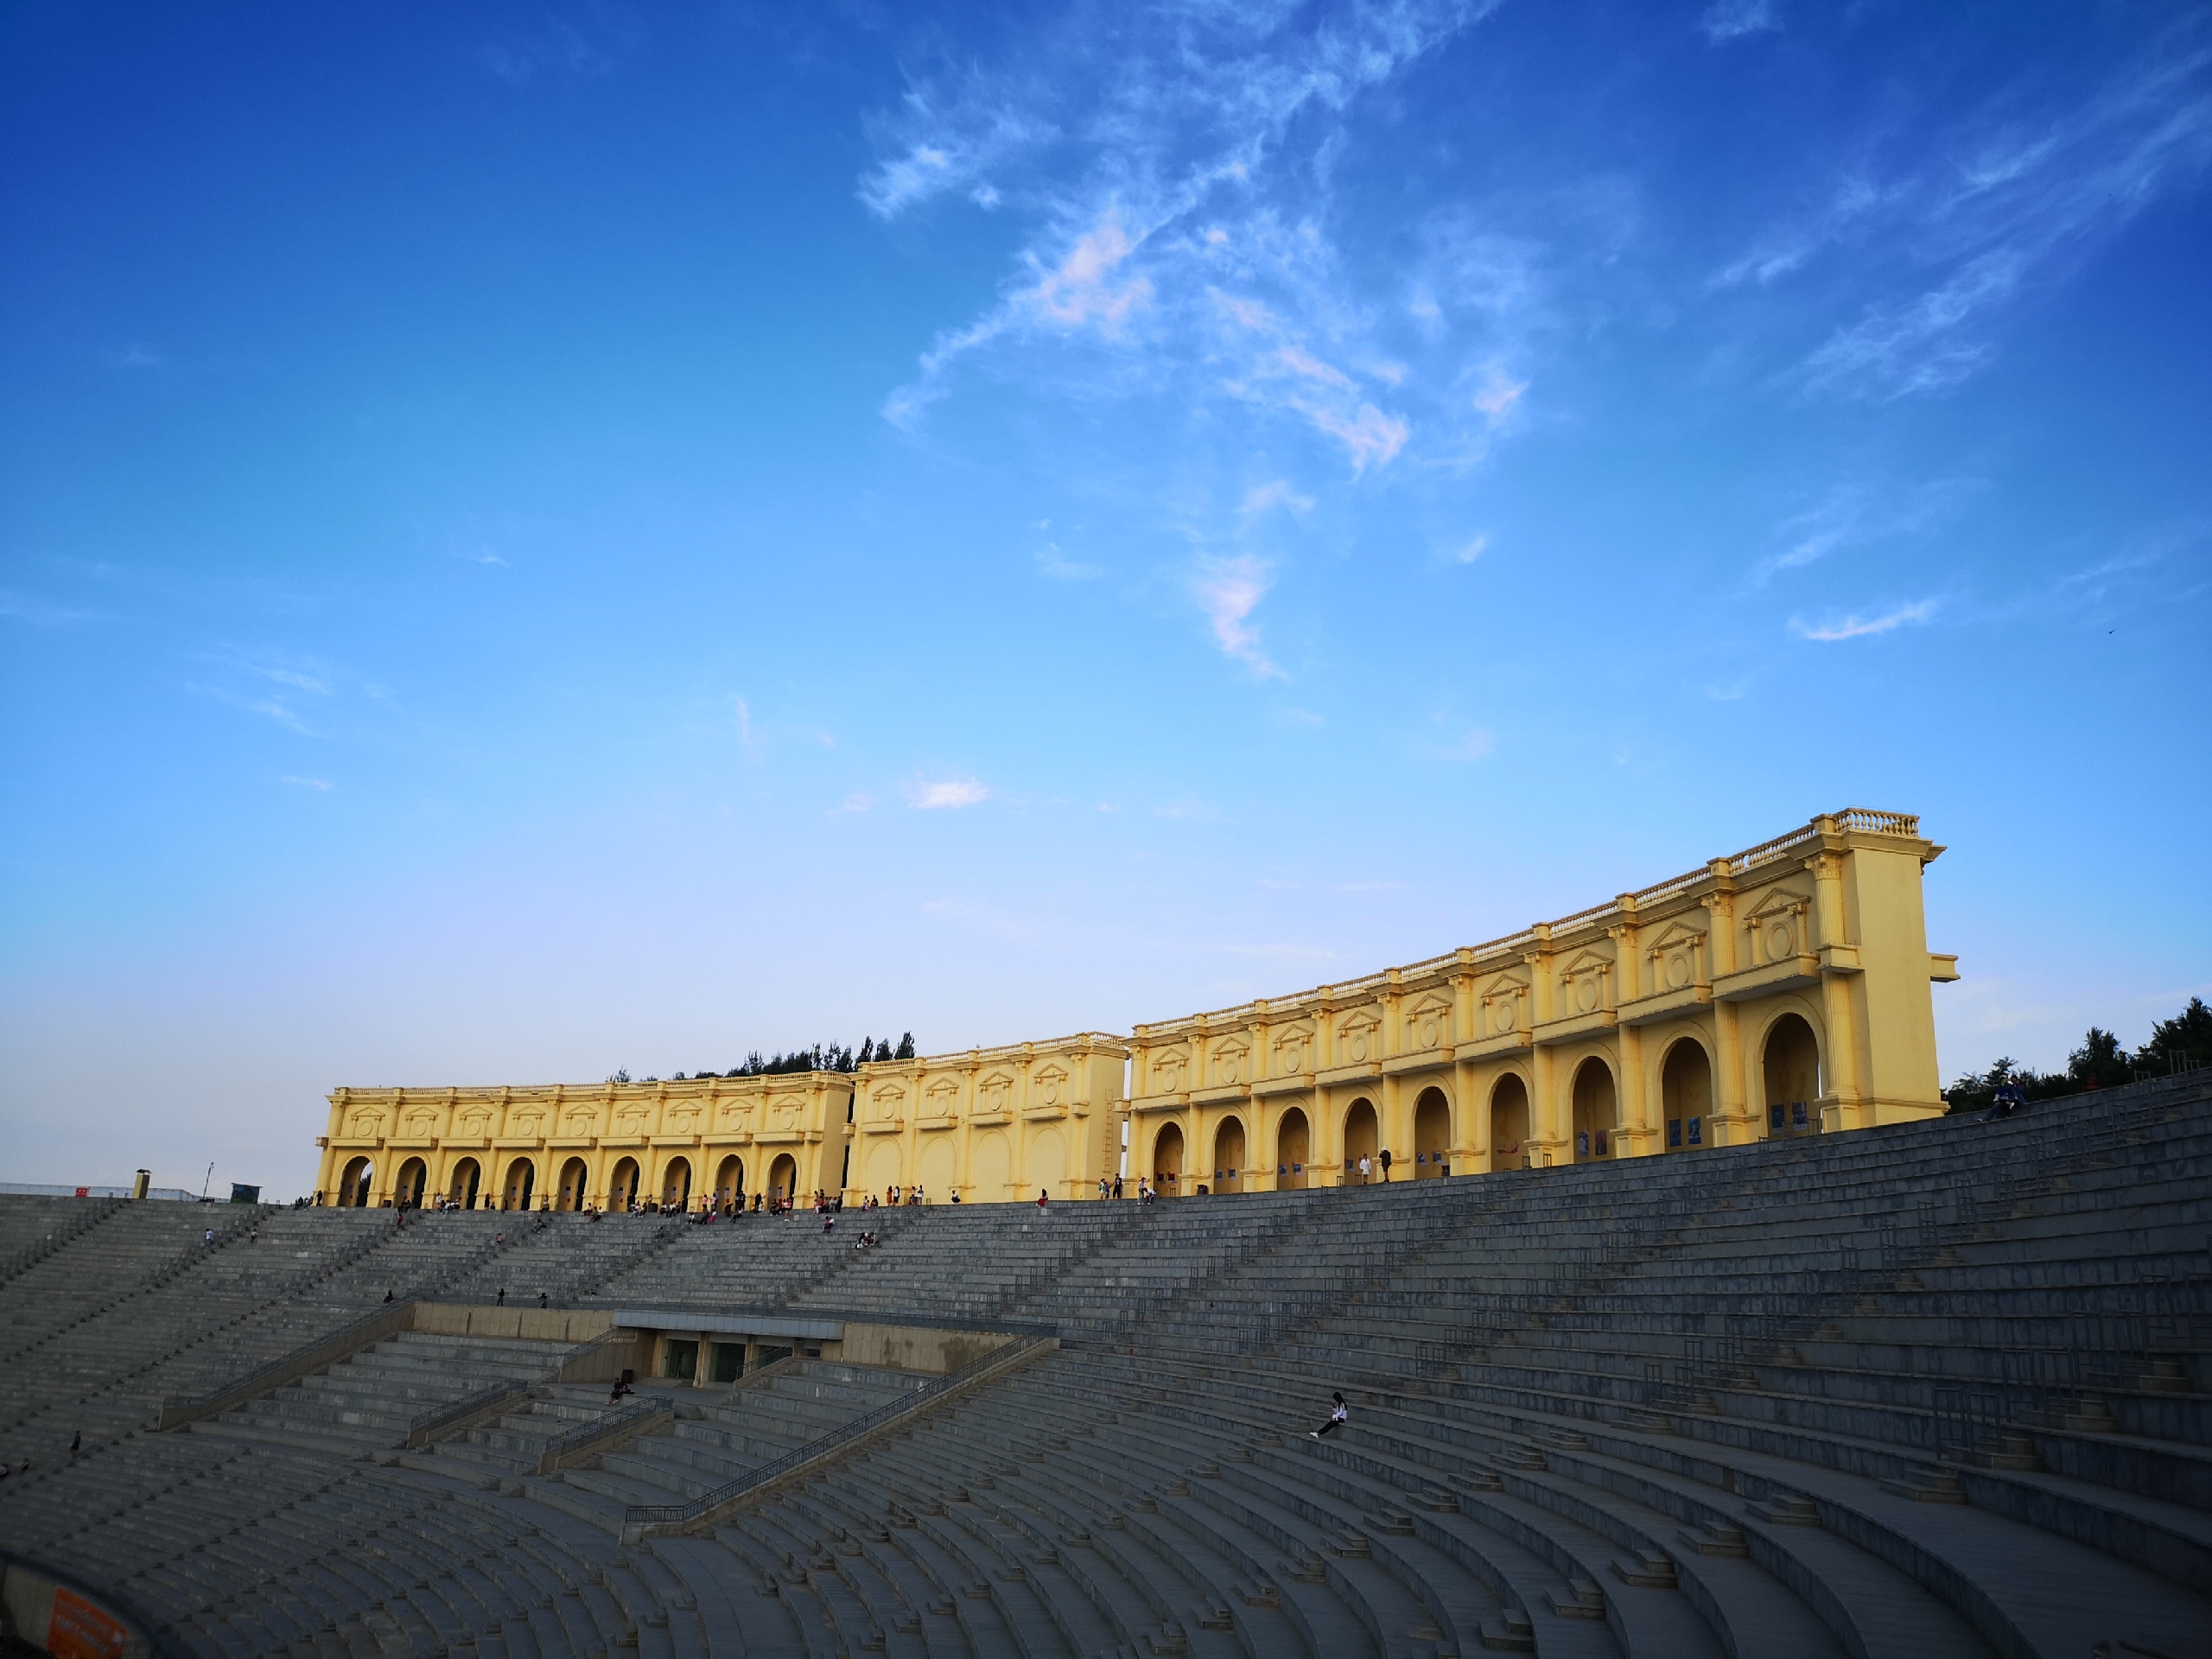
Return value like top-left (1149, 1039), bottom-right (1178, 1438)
top-left (1276, 1108), bottom-right (1310, 1190)
top-left (1490, 1075), bottom-right (1529, 1168)
top-left (338, 1156), bottom-right (374, 1208)
top-left (556, 1157), bottom-right (588, 1211)
top-left (1213, 1117), bottom-right (1245, 1195)
top-left (970, 1131), bottom-right (1010, 1201)
top-left (715, 1154), bottom-right (744, 1211)
top-left (1029, 1128), bottom-right (1065, 1199)
top-left (1571, 1058), bottom-right (1616, 1160)
top-left (393, 1157), bottom-right (427, 1208)
top-left (448, 1157), bottom-right (481, 1210)
top-left (1152, 1122), bottom-right (1184, 1193)
top-left (1764, 1013), bottom-right (1821, 1135)
top-left (1344, 1098), bottom-right (1379, 1181)
top-left (1662, 1039), bottom-right (1713, 1152)
top-left (1413, 1089), bottom-right (1451, 1177)
top-left (767, 1153), bottom-right (798, 1207)
top-left (502, 1157), bottom-right (536, 1211)
top-left (608, 1156), bottom-right (640, 1211)
top-left (660, 1157), bottom-right (692, 1211)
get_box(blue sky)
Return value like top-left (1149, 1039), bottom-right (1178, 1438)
top-left (3, 0), bottom-right (2208, 1196)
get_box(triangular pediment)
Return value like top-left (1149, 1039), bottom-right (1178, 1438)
top-left (1743, 884), bottom-right (1809, 921)
top-left (1648, 919), bottom-right (1706, 951)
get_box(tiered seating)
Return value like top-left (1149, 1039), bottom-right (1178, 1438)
top-left (435, 1212), bottom-right (683, 1306)
top-left (0, 1071), bottom-right (2203, 1658)
top-left (192, 1330), bottom-right (579, 1457)
top-left (585, 1206), bottom-right (922, 1313)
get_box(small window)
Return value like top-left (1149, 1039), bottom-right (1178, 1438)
top-left (1791, 1100), bottom-right (1809, 1128)
top-left (1769, 1102), bottom-right (1787, 1131)
top-left (1688, 1117), bottom-right (1703, 1146)
top-left (1667, 1118), bottom-right (1682, 1148)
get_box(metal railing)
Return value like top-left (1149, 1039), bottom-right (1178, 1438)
top-left (621, 1335), bottom-right (1052, 1528)
top-left (157, 1300), bottom-right (413, 1428)
top-left (537, 1395), bottom-right (671, 1475)
top-left (405, 1381), bottom-right (528, 1449)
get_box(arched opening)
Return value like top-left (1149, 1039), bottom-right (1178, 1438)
top-left (1571, 1058), bottom-right (1616, 1160)
top-left (556, 1157), bottom-right (589, 1211)
top-left (1489, 1075), bottom-right (1529, 1168)
top-left (393, 1157), bottom-right (427, 1208)
top-left (1029, 1127), bottom-right (1065, 1198)
top-left (918, 1137), bottom-right (956, 1200)
top-left (1662, 1039), bottom-right (1713, 1152)
top-left (767, 1153), bottom-right (798, 1207)
top-left (1343, 1098), bottom-right (1379, 1181)
top-left (1413, 1089), bottom-right (1451, 1178)
top-left (338, 1156), bottom-right (374, 1208)
top-left (1213, 1116), bottom-right (1246, 1195)
top-left (1152, 1122), bottom-right (1184, 1194)
top-left (660, 1157), bottom-right (692, 1211)
top-left (608, 1157), bottom-right (641, 1211)
top-left (714, 1154), bottom-right (744, 1211)
top-left (448, 1157), bottom-right (481, 1210)
top-left (1763, 1013), bottom-right (1822, 1136)
top-left (1275, 1108), bottom-right (1310, 1190)
top-left (502, 1157), bottom-right (536, 1211)
top-left (970, 1131), bottom-right (1009, 1201)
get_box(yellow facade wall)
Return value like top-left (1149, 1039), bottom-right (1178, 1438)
top-left (315, 810), bottom-right (1955, 1206)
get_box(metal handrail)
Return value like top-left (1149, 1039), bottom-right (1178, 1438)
top-left (405, 1380), bottom-right (526, 1447)
top-left (621, 1335), bottom-right (1049, 1526)
top-left (159, 1300), bottom-right (410, 1418)
top-left (537, 1395), bottom-right (668, 1473)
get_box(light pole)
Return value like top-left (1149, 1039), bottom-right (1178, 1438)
top-left (200, 1162), bottom-right (214, 1202)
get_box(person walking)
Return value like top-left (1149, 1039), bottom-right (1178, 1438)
top-left (538, 1291), bottom-right (548, 1309)
top-left (1357, 1154), bottom-right (1371, 1185)
top-left (1112, 1174), bottom-right (1123, 1200)
top-left (1378, 1148), bottom-right (1393, 1183)
top-left (1038, 1189), bottom-right (1050, 1212)
top-left (203, 1228), bottom-right (213, 1247)
top-left (496, 1287), bottom-right (505, 1306)
top-left (1308, 1392), bottom-right (1350, 1440)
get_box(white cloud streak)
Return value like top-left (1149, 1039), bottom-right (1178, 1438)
top-left (910, 778), bottom-right (992, 810)
top-left (1724, 35), bottom-right (2212, 398)
top-left (1788, 598), bottom-right (1939, 641)
top-left (1191, 555), bottom-right (1282, 678)
top-left (868, 1), bottom-right (1530, 474)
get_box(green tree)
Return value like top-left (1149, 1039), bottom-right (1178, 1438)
top-left (894, 1032), bottom-right (917, 1060)
top-left (2066, 1027), bottom-right (2131, 1090)
top-left (2138, 996), bottom-right (2212, 1075)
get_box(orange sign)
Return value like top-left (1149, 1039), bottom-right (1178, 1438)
top-left (48, 1587), bottom-right (128, 1659)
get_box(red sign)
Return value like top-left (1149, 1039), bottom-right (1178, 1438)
top-left (48, 1587), bottom-right (128, 1659)
top-left (73, 1187), bottom-right (88, 1199)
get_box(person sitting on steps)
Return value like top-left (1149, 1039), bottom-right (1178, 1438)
top-left (1309, 1391), bottom-right (1349, 1440)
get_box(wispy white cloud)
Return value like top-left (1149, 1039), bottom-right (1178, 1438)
top-left (1191, 554), bottom-right (1281, 677)
top-left (281, 776), bottom-right (331, 791)
top-left (1035, 543), bottom-right (1103, 581)
top-left (1701, 0), bottom-right (1779, 43)
top-left (835, 791), bottom-right (876, 815)
top-left (1727, 36), bottom-right (2212, 398)
top-left (1751, 479), bottom-right (1980, 586)
top-left (910, 777), bottom-right (992, 810)
top-left (1788, 598), bottom-right (1939, 641)
top-left (0, 590), bottom-right (113, 626)
top-left (1446, 533), bottom-right (1487, 565)
top-left (1239, 480), bottom-right (1313, 518)
top-left (869, 1), bottom-right (1528, 474)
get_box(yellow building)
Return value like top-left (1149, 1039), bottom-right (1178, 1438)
top-left (315, 809), bottom-right (1958, 1207)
